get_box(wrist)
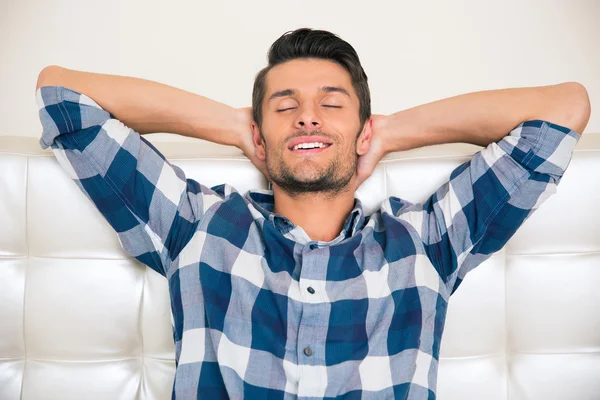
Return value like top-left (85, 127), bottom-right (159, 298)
top-left (368, 114), bottom-right (388, 155)
top-left (381, 108), bottom-right (425, 152)
top-left (231, 107), bottom-right (252, 148)
top-left (373, 113), bottom-right (410, 154)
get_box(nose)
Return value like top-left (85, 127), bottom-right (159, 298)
top-left (294, 105), bottom-right (321, 131)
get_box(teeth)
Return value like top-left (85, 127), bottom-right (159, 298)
top-left (293, 142), bottom-right (328, 150)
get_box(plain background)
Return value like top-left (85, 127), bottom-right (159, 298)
top-left (1, 0), bottom-right (598, 142)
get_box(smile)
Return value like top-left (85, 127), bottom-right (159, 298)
top-left (288, 136), bottom-right (334, 152)
top-left (292, 142), bottom-right (331, 150)
top-left (290, 143), bottom-right (332, 154)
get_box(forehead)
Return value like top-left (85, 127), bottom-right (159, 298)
top-left (265, 58), bottom-right (354, 100)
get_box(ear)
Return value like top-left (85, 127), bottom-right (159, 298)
top-left (251, 121), bottom-right (266, 161)
top-left (356, 117), bottom-right (373, 156)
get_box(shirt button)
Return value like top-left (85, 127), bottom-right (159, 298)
top-left (309, 244), bottom-right (318, 250)
top-left (307, 286), bottom-right (315, 294)
top-left (304, 346), bottom-right (313, 356)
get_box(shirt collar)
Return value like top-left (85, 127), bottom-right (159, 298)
top-left (246, 189), bottom-right (366, 238)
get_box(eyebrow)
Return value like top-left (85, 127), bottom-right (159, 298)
top-left (267, 86), bottom-right (351, 103)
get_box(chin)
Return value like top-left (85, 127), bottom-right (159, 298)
top-left (290, 165), bottom-right (328, 180)
top-left (290, 173), bottom-right (325, 184)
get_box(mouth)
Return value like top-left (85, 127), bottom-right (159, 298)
top-left (288, 137), bottom-right (334, 155)
top-left (289, 143), bottom-right (333, 155)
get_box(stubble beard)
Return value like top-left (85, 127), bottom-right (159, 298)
top-left (265, 140), bottom-right (358, 199)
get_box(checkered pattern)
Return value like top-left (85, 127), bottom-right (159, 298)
top-left (37, 85), bottom-right (581, 399)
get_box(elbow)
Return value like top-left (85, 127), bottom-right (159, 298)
top-left (534, 82), bottom-right (591, 135)
top-left (36, 65), bottom-right (65, 91)
top-left (562, 82), bottom-right (591, 134)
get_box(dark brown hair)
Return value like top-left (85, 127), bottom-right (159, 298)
top-left (252, 28), bottom-right (371, 131)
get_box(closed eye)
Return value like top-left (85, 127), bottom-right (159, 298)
top-left (276, 105), bottom-right (342, 112)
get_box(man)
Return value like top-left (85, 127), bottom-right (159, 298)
top-left (36, 28), bottom-right (589, 399)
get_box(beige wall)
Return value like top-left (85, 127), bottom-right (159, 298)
top-left (1, 0), bottom-right (598, 141)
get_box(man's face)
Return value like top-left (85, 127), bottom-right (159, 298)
top-left (252, 58), bottom-right (370, 197)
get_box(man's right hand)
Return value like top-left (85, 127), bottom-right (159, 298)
top-left (235, 107), bottom-right (270, 182)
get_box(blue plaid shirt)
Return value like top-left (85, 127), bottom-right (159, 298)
top-left (37, 85), bottom-right (581, 399)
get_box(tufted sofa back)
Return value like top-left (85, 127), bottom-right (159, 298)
top-left (1, 134), bottom-right (599, 399)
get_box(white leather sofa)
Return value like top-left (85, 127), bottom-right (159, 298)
top-left (1, 131), bottom-right (599, 400)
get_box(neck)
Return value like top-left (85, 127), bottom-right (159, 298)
top-left (272, 184), bottom-right (356, 242)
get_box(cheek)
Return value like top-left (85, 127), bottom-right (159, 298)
top-left (261, 136), bottom-right (285, 156)
top-left (257, 127), bottom-right (273, 150)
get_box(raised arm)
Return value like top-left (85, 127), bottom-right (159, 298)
top-left (378, 82), bottom-right (590, 152)
top-left (35, 66), bottom-right (251, 278)
top-left (377, 82), bottom-right (590, 294)
top-left (36, 65), bottom-right (247, 141)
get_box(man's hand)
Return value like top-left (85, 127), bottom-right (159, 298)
top-left (354, 114), bottom-right (390, 190)
top-left (235, 107), bottom-right (269, 181)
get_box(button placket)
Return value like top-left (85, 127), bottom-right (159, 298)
top-left (297, 239), bottom-right (327, 399)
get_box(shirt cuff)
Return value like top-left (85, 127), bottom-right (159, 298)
top-left (499, 119), bottom-right (581, 179)
top-left (36, 85), bottom-right (111, 150)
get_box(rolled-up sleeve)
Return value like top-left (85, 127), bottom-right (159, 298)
top-left (393, 119), bottom-right (581, 295)
top-left (36, 85), bottom-right (228, 277)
